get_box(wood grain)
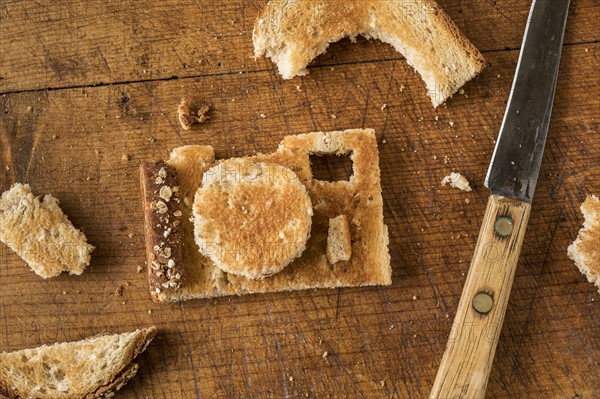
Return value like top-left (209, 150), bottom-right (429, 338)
top-left (431, 195), bottom-right (531, 399)
top-left (0, 1), bottom-right (599, 398)
top-left (0, 0), bottom-right (598, 94)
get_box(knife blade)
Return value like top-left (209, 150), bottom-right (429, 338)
top-left (430, 1), bottom-right (570, 398)
top-left (486, 0), bottom-right (570, 202)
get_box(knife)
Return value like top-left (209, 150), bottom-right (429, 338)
top-left (430, 1), bottom-right (570, 398)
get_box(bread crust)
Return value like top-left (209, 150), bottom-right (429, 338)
top-left (253, 0), bottom-right (485, 107)
top-left (0, 326), bottom-right (156, 399)
top-left (140, 162), bottom-right (186, 301)
top-left (141, 129), bottom-right (391, 301)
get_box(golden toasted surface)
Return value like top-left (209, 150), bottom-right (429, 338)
top-left (193, 159), bottom-right (313, 279)
top-left (568, 195), bottom-right (600, 293)
top-left (142, 129), bottom-right (391, 301)
top-left (253, 0), bottom-right (485, 106)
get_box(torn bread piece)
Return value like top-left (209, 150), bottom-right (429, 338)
top-left (441, 172), bottom-right (472, 192)
top-left (253, 0), bottom-right (485, 107)
top-left (0, 326), bottom-right (156, 399)
top-left (0, 183), bottom-right (94, 278)
top-left (327, 215), bottom-right (352, 264)
top-left (568, 195), bottom-right (600, 293)
top-left (140, 129), bottom-right (391, 302)
top-left (193, 159), bottom-right (313, 279)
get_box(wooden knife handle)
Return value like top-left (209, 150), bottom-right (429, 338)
top-left (430, 195), bottom-right (531, 399)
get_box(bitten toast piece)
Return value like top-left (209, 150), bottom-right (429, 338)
top-left (568, 195), bottom-right (600, 293)
top-left (0, 183), bottom-right (94, 278)
top-left (0, 326), bottom-right (157, 399)
top-left (253, 0), bottom-right (485, 107)
top-left (141, 129), bottom-right (391, 302)
top-left (327, 215), bottom-right (352, 264)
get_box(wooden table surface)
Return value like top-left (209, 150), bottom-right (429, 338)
top-left (1, 1), bottom-right (599, 398)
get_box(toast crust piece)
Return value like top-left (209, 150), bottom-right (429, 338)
top-left (0, 327), bottom-right (156, 399)
top-left (0, 183), bottom-right (94, 279)
top-left (327, 215), bottom-right (352, 264)
top-left (568, 195), bottom-right (600, 293)
top-left (253, 0), bottom-right (485, 107)
top-left (193, 159), bottom-right (313, 279)
top-left (141, 129), bottom-right (391, 302)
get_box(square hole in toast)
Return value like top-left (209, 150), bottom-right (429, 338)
top-left (309, 153), bottom-right (353, 182)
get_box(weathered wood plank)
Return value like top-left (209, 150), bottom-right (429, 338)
top-left (1, 0), bottom-right (598, 93)
top-left (0, 42), bottom-right (599, 398)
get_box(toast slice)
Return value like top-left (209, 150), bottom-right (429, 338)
top-left (253, 0), bottom-right (485, 107)
top-left (140, 129), bottom-right (391, 302)
top-left (568, 195), bottom-right (600, 293)
top-left (0, 183), bottom-right (94, 279)
top-left (0, 326), bottom-right (156, 399)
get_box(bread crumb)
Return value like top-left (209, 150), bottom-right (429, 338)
top-left (296, 85), bottom-right (302, 91)
top-left (380, 380), bottom-right (386, 388)
top-left (434, 116), bottom-right (439, 121)
top-left (331, 114), bottom-right (337, 119)
top-left (260, 113), bottom-right (267, 118)
top-left (465, 198), bottom-right (470, 204)
top-left (400, 84), bottom-right (405, 92)
top-left (322, 351), bottom-right (328, 358)
top-left (137, 265), bottom-right (144, 273)
top-left (448, 121), bottom-right (455, 126)
top-left (178, 98), bottom-right (210, 130)
top-left (121, 154), bottom-right (130, 161)
top-left (381, 139), bottom-right (386, 144)
top-left (62, 291), bottom-right (67, 295)
top-left (128, 233), bottom-right (134, 238)
top-left (412, 295), bottom-right (417, 300)
top-left (289, 376), bottom-right (294, 382)
top-left (444, 155), bottom-right (450, 164)
top-left (381, 103), bottom-right (387, 111)
top-left (115, 285), bottom-right (124, 296)
top-left (433, 155), bottom-right (437, 160)
top-left (442, 172), bottom-right (472, 192)
top-left (51, 134), bottom-right (58, 139)
top-left (148, 309), bottom-right (152, 314)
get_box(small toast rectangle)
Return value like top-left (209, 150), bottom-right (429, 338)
top-left (140, 129), bottom-right (391, 302)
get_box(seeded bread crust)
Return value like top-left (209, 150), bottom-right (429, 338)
top-left (140, 161), bottom-right (186, 301)
top-left (0, 327), bottom-right (156, 399)
top-left (141, 129), bottom-right (391, 301)
top-left (0, 183), bottom-right (94, 279)
top-left (253, 0), bottom-right (485, 107)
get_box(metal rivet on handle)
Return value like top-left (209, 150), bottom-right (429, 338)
top-left (472, 292), bottom-right (494, 315)
top-left (494, 216), bottom-right (514, 237)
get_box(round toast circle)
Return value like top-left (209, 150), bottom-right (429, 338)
top-left (193, 159), bottom-right (313, 279)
